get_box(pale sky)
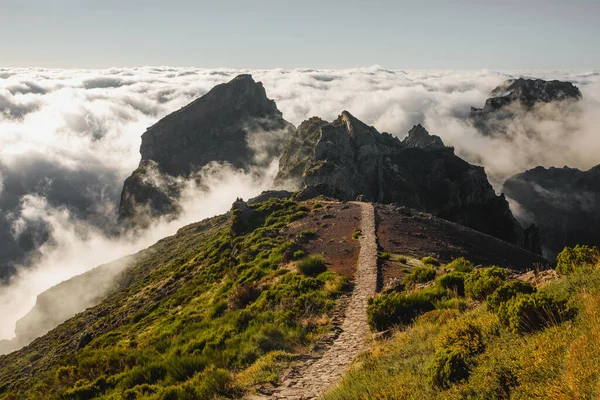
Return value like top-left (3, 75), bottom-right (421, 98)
top-left (1, 0), bottom-right (599, 69)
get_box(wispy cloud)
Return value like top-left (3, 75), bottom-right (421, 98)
top-left (0, 66), bottom-right (599, 342)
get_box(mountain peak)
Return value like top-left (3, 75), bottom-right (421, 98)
top-left (276, 113), bottom-right (526, 249)
top-left (402, 124), bottom-right (445, 149)
top-left (118, 73), bottom-right (294, 222)
top-left (491, 78), bottom-right (582, 105)
top-left (470, 77), bottom-right (582, 136)
top-left (474, 78), bottom-right (581, 115)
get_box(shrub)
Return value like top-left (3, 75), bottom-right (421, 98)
top-left (228, 282), bottom-right (261, 309)
top-left (421, 256), bottom-right (440, 266)
top-left (427, 348), bottom-right (469, 389)
top-left (378, 252), bottom-right (391, 261)
top-left (556, 245), bottom-right (600, 275)
top-left (164, 354), bottom-right (208, 382)
top-left (367, 290), bottom-right (438, 331)
top-left (464, 267), bottom-right (507, 300)
top-left (437, 320), bottom-right (486, 356)
top-left (398, 256), bottom-right (408, 264)
top-left (352, 229), bottom-right (362, 240)
top-left (312, 202), bottom-right (323, 209)
top-left (437, 272), bottom-right (465, 296)
top-left (446, 257), bottom-right (474, 273)
top-left (434, 297), bottom-right (468, 312)
top-left (119, 363), bottom-right (166, 388)
top-left (237, 351), bottom-right (296, 388)
top-left (63, 376), bottom-right (108, 400)
top-left (292, 250), bottom-right (305, 260)
top-left (297, 256), bottom-right (327, 276)
top-left (486, 280), bottom-right (535, 312)
top-left (299, 229), bottom-right (317, 239)
top-left (497, 292), bottom-right (573, 333)
top-left (403, 266), bottom-right (436, 286)
top-left (194, 367), bottom-right (241, 399)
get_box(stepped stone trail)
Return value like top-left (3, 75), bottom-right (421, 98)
top-left (251, 202), bottom-right (378, 400)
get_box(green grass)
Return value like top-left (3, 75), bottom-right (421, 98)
top-left (445, 257), bottom-right (473, 273)
top-left (297, 256), bottom-right (327, 277)
top-left (0, 198), bottom-right (348, 400)
top-left (299, 229), bottom-right (317, 239)
top-left (422, 256), bottom-right (440, 266)
top-left (403, 266), bottom-right (437, 286)
top-left (324, 257), bottom-right (600, 400)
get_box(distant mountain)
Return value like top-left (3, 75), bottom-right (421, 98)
top-left (0, 256), bottom-right (133, 355)
top-left (504, 164), bottom-right (600, 258)
top-left (470, 78), bottom-right (582, 136)
top-left (118, 74), bottom-right (295, 222)
top-left (275, 111), bottom-right (536, 251)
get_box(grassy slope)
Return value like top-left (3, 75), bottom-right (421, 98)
top-left (323, 259), bottom-right (600, 400)
top-left (0, 198), bottom-right (349, 400)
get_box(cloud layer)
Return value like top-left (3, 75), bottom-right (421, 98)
top-left (0, 66), bottom-right (599, 340)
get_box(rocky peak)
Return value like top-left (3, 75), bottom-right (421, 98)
top-left (119, 74), bottom-right (295, 222)
top-left (401, 124), bottom-right (445, 149)
top-left (140, 74), bottom-right (291, 176)
top-left (489, 78), bottom-right (582, 107)
top-left (470, 78), bottom-right (582, 136)
top-left (335, 111), bottom-right (367, 136)
top-left (276, 112), bottom-right (530, 250)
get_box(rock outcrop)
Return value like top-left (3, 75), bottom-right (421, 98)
top-left (470, 78), bottom-right (582, 136)
top-left (119, 74), bottom-right (295, 222)
top-left (275, 111), bottom-right (530, 249)
top-left (504, 165), bottom-right (600, 258)
top-left (401, 123), bottom-right (445, 149)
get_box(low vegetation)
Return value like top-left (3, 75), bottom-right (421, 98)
top-left (297, 255), bottom-right (328, 276)
top-left (445, 257), bottom-right (473, 273)
top-left (326, 246), bottom-right (600, 399)
top-left (556, 244), bottom-right (600, 275)
top-left (324, 248), bottom-right (600, 400)
top-left (403, 266), bottom-right (437, 287)
top-left (422, 256), bottom-right (440, 266)
top-left (0, 198), bottom-right (349, 399)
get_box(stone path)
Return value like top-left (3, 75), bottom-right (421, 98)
top-left (249, 202), bottom-right (378, 400)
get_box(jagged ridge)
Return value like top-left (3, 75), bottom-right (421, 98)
top-left (276, 111), bottom-right (532, 249)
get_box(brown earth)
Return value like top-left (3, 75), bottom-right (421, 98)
top-left (284, 201), bottom-right (361, 278)
top-left (250, 202), bottom-right (378, 400)
top-left (376, 204), bottom-right (549, 287)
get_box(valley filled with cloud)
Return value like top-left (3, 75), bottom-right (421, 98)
top-left (0, 66), bottom-right (599, 339)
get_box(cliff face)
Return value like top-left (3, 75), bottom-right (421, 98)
top-left (470, 78), bottom-right (582, 136)
top-left (119, 74), bottom-right (295, 221)
top-left (504, 165), bottom-right (600, 258)
top-left (276, 111), bottom-right (529, 248)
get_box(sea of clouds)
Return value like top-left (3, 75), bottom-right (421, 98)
top-left (0, 66), bottom-right (599, 340)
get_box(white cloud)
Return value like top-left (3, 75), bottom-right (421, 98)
top-left (0, 66), bottom-right (599, 341)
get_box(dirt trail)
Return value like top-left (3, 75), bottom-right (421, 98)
top-left (249, 202), bottom-right (378, 400)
